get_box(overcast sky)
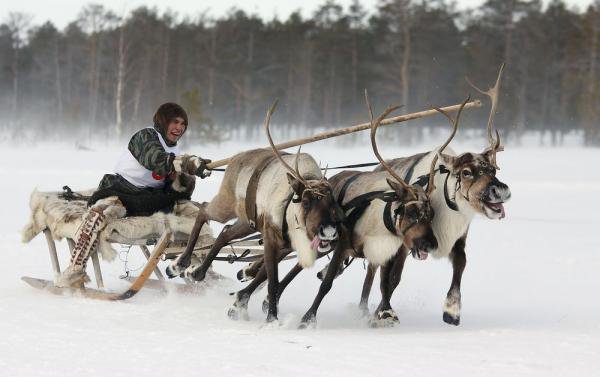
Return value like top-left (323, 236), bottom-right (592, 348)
top-left (2, 0), bottom-right (595, 29)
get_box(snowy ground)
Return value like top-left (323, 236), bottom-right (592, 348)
top-left (0, 136), bottom-right (599, 377)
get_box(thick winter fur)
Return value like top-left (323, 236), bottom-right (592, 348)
top-left (329, 168), bottom-right (436, 266)
top-left (21, 189), bottom-right (213, 261)
top-left (226, 149), bottom-right (327, 266)
top-left (386, 147), bottom-right (509, 258)
top-left (362, 146), bottom-right (511, 325)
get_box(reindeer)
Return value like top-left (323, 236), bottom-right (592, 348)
top-left (359, 65), bottom-right (512, 326)
top-left (229, 96), bottom-right (446, 327)
top-left (166, 103), bottom-right (342, 322)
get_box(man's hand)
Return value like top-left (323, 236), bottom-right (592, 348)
top-left (195, 158), bottom-right (212, 179)
top-left (173, 155), bottom-right (212, 178)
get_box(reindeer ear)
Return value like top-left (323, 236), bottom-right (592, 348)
top-left (437, 151), bottom-right (457, 168)
top-left (386, 178), bottom-right (406, 196)
top-left (287, 173), bottom-right (305, 196)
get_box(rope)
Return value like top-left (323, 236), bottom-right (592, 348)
top-left (209, 161), bottom-right (379, 173)
top-left (118, 244), bottom-right (144, 279)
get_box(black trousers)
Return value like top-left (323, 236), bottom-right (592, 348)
top-left (87, 174), bottom-right (191, 216)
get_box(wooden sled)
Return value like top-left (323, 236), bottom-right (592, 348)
top-left (22, 225), bottom-right (276, 300)
top-left (22, 230), bottom-right (173, 300)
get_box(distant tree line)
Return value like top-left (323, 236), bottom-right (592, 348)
top-left (0, 0), bottom-right (599, 145)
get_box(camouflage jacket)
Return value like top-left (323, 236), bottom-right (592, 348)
top-left (127, 125), bottom-right (176, 177)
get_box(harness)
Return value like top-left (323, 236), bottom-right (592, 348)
top-left (243, 154), bottom-right (307, 246)
top-left (244, 155), bottom-right (278, 229)
top-left (337, 154), bottom-right (460, 238)
top-left (337, 176), bottom-right (402, 236)
top-left (408, 155), bottom-right (459, 212)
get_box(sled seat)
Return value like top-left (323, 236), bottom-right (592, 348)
top-left (21, 189), bottom-right (215, 288)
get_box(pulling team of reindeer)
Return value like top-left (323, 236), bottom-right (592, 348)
top-left (162, 66), bottom-right (511, 327)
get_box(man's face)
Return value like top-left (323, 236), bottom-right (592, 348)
top-left (166, 117), bottom-right (186, 143)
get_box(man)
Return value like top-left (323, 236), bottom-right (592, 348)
top-left (57, 102), bottom-right (211, 287)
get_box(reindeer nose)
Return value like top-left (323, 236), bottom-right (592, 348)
top-left (319, 224), bottom-right (338, 240)
top-left (487, 182), bottom-right (511, 202)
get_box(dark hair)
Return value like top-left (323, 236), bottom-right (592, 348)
top-left (153, 102), bottom-right (189, 131)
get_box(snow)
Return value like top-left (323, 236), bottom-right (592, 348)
top-left (0, 137), bottom-right (599, 377)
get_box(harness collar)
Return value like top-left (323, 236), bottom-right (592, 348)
top-left (412, 162), bottom-right (459, 212)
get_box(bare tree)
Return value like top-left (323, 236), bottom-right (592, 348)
top-left (5, 12), bottom-right (32, 117)
top-left (78, 4), bottom-right (116, 131)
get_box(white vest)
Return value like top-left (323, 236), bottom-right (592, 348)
top-left (114, 128), bottom-right (180, 188)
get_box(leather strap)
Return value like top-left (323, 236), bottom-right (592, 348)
top-left (245, 154), bottom-right (278, 229)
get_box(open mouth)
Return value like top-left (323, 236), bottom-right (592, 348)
top-left (310, 236), bottom-right (336, 252)
top-left (411, 248), bottom-right (429, 260)
top-left (483, 201), bottom-right (505, 219)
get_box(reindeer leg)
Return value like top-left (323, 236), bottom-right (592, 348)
top-left (229, 250), bottom-right (290, 320)
top-left (443, 236), bottom-right (467, 326)
top-left (359, 262), bottom-right (377, 315)
top-left (372, 246), bottom-right (409, 327)
top-left (262, 260), bottom-right (301, 314)
top-left (299, 243), bottom-right (346, 328)
top-left (186, 220), bottom-right (254, 282)
top-left (263, 232), bottom-right (281, 323)
top-left (166, 210), bottom-right (209, 278)
top-left (228, 265), bottom-right (268, 321)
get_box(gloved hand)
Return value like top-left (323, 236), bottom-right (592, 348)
top-left (195, 157), bottom-right (212, 179)
top-left (173, 155), bottom-right (212, 178)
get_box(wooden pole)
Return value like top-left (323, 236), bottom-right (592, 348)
top-left (206, 100), bottom-right (482, 169)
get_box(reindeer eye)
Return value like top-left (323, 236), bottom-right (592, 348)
top-left (302, 198), bottom-right (310, 210)
top-left (462, 169), bottom-right (472, 178)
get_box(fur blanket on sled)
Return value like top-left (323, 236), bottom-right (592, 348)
top-left (22, 189), bottom-right (214, 261)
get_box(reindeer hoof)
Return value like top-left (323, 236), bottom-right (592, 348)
top-left (236, 269), bottom-right (245, 281)
top-left (299, 312), bottom-right (316, 329)
top-left (369, 309), bottom-right (399, 328)
top-left (236, 266), bottom-right (254, 282)
top-left (266, 313), bottom-right (278, 323)
top-left (298, 320), bottom-right (317, 330)
top-left (165, 263), bottom-right (185, 279)
top-left (358, 304), bottom-right (370, 318)
top-left (228, 306), bottom-right (249, 321)
top-left (443, 312), bottom-right (460, 326)
top-left (262, 298), bottom-right (269, 314)
top-left (184, 265), bottom-right (207, 282)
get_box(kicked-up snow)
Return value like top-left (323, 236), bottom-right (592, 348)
top-left (0, 137), bottom-right (598, 377)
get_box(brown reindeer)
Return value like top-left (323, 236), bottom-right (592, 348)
top-left (167, 102), bottom-right (343, 322)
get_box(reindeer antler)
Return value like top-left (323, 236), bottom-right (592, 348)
top-left (264, 100), bottom-right (310, 188)
top-left (365, 90), bottom-right (417, 200)
top-left (466, 63), bottom-right (505, 169)
top-left (428, 96), bottom-right (470, 195)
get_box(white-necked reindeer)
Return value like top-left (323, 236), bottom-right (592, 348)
top-left (167, 103), bottom-right (343, 322)
top-left (361, 65), bottom-right (512, 326)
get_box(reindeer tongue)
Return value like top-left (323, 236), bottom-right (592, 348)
top-left (310, 235), bottom-right (321, 251)
top-left (499, 203), bottom-right (505, 219)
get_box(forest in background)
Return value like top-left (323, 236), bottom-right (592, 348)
top-left (0, 0), bottom-right (599, 146)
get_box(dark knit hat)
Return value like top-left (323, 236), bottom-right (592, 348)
top-left (153, 102), bottom-right (189, 131)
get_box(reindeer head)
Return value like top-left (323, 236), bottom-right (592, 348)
top-left (438, 65), bottom-right (511, 220)
top-left (264, 101), bottom-right (342, 254)
top-left (367, 92), bottom-right (437, 260)
top-left (437, 150), bottom-right (510, 219)
top-left (286, 173), bottom-right (342, 253)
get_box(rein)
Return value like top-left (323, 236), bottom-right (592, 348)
top-left (209, 161), bottom-right (380, 173)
